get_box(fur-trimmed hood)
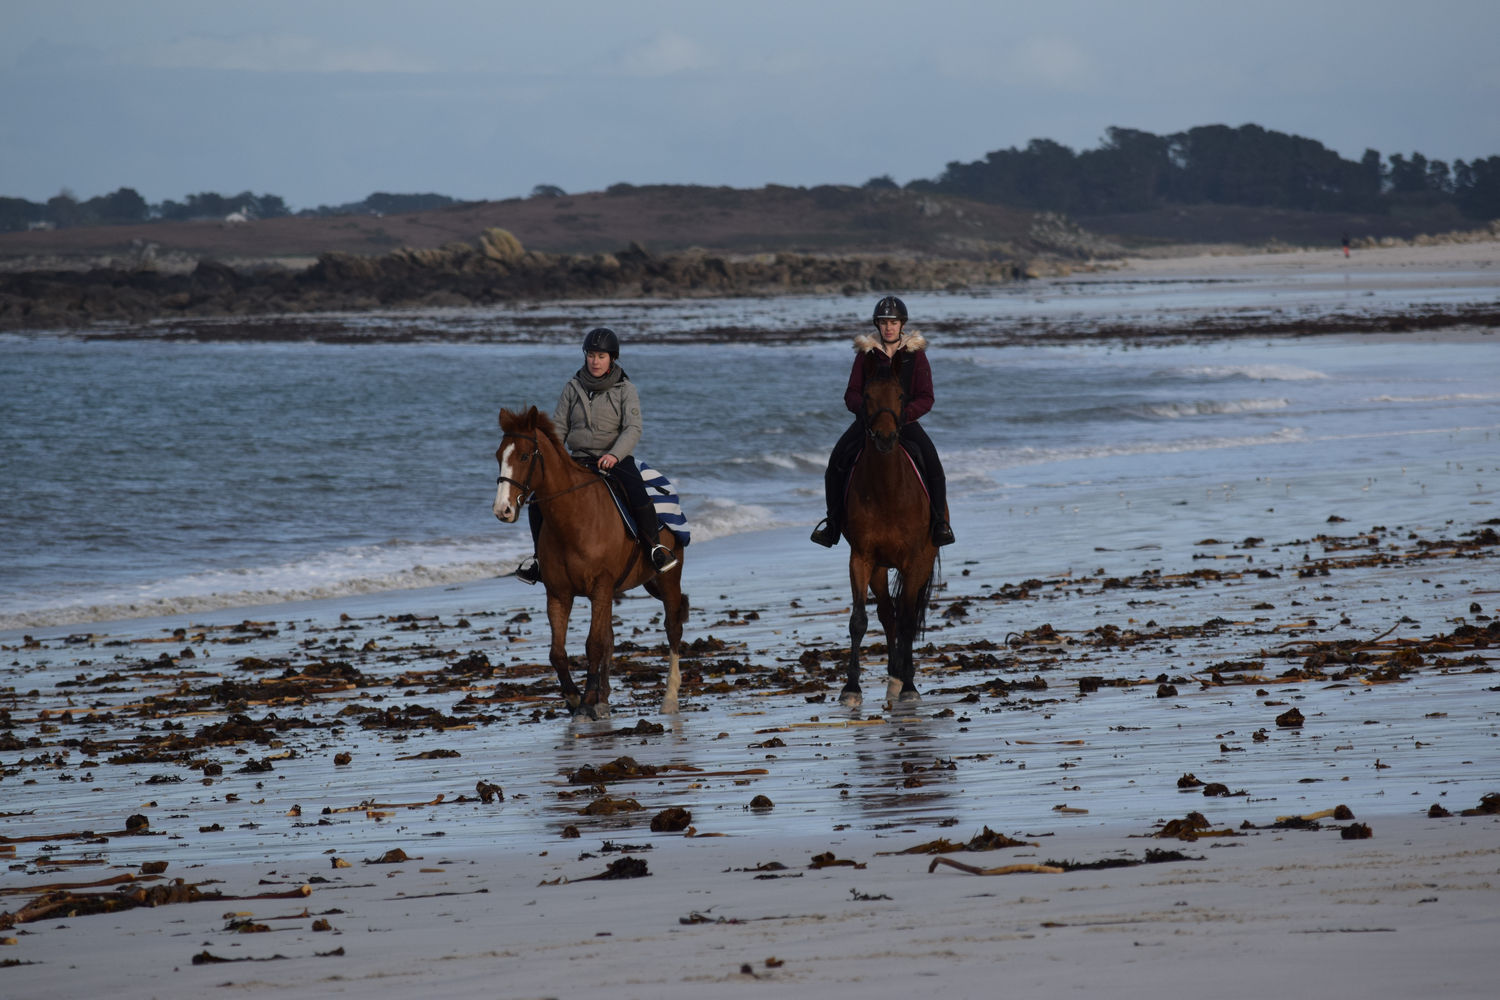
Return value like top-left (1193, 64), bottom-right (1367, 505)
top-left (853, 329), bottom-right (928, 353)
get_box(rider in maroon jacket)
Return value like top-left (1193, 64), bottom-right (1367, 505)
top-left (811, 296), bottom-right (955, 548)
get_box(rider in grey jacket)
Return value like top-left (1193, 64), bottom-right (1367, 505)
top-left (515, 327), bottom-right (678, 584)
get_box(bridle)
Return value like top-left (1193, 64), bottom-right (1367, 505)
top-left (497, 432), bottom-right (608, 507)
top-left (862, 374), bottom-right (906, 442)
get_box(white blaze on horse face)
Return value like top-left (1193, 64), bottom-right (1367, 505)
top-left (494, 442), bottom-right (521, 522)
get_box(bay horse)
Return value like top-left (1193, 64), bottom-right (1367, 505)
top-left (492, 406), bottom-right (688, 719)
top-left (840, 353), bottom-right (938, 710)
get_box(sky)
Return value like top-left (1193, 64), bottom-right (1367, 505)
top-left (3, 0), bottom-right (1498, 210)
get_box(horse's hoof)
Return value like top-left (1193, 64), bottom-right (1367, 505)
top-left (589, 701), bottom-right (612, 720)
top-left (885, 677), bottom-right (903, 703)
top-left (661, 695), bottom-right (679, 715)
top-left (896, 688), bottom-right (923, 706)
top-left (838, 688), bottom-right (863, 710)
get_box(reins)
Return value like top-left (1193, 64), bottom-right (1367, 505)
top-left (497, 432), bottom-right (610, 507)
top-left (498, 423), bottom-right (651, 589)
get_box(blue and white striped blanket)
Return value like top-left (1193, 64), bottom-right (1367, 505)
top-left (638, 460), bottom-right (690, 546)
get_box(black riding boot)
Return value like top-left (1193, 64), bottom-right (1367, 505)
top-left (810, 462), bottom-right (845, 547)
top-left (632, 502), bottom-right (678, 573)
top-left (515, 504), bottom-right (543, 584)
top-left (927, 466), bottom-right (955, 546)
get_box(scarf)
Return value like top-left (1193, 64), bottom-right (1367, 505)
top-left (575, 362), bottom-right (625, 396)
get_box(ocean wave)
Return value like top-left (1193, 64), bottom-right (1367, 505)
top-left (684, 497), bottom-right (780, 542)
top-left (948, 426), bottom-right (1307, 473)
top-left (723, 450), bottom-right (827, 473)
top-left (1369, 392), bottom-right (1500, 403)
top-left (1164, 364), bottom-right (1330, 382)
top-left (0, 499), bottom-right (782, 631)
top-left (1138, 397), bottom-right (1290, 418)
top-left (0, 559), bottom-right (520, 631)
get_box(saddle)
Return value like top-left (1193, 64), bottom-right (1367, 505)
top-left (587, 459), bottom-right (692, 546)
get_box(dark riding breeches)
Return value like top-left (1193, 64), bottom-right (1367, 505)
top-left (823, 420), bottom-right (949, 527)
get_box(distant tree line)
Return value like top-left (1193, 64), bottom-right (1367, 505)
top-left (6, 124), bottom-right (1498, 234)
top-left (0, 189), bottom-right (458, 233)
top-left (904, 124), bottom-right (1500, 221)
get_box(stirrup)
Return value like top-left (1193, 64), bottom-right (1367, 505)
top-left (514, 556), bottom-right (540, 585)
top-left (931, 521), bottom-right (955, 547)
top-left (649, 544), bottom-right (679, 573)
top-left (810, 518), bottom-right (840, 548)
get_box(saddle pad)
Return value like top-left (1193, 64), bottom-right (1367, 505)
top-left (638, 460), bottom-right (691, 546)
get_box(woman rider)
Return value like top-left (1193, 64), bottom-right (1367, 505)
top-left (515, 327), bottom-right (678, 584)
top-left (810, 296), bottom-right (955, 548)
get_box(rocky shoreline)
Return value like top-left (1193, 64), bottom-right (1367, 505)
top-left (0, 227), bottom-right (1076, 332)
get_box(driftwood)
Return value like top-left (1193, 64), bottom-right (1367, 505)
top-left (927, 856), bottom-right (1064, 876)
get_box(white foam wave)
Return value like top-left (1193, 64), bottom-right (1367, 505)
top-left (724, 450), bottom-right (827, 472)
top-left (948, 426), bottom-right (1307, 473)
top-left (1139, 397), bottom-right (1290, 418)
top-left (0, 499), bottom-right (783, 631)
top-left (1166, 364), bottom-right (1330, 382)
top-left (684, 497), bottom-right (779, 543)
top-left (1369, 392), bottom-right (1500, 403)
top-left (0, 560), bottom-right (519, 630)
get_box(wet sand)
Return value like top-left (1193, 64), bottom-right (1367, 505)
top-left (4, 241), bottom-right (1499, 996)
top-left (3, 509), bottom-right (1498, 997)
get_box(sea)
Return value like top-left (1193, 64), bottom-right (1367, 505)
top-left (2, 260), bottom-right (1498, 633)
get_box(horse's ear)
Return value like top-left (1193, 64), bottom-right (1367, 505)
top-left (498, 408), bottom-right (510, 427)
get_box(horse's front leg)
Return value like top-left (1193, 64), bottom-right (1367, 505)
top-left (545, 589), bottom-right (581, 713)
top-left (842, 554), bottom-right (874, 709)
top-left (580, 588), bottom-right (615, 719)
top-left (870, 570), bottom-right (903, 705)
top-left (891, 565), bottom-right (932, 707)
top-left (891, 627), bottom-right (921, 707)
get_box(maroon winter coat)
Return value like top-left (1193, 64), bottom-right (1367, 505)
top-left (842, 330), bottom-right (933, 424)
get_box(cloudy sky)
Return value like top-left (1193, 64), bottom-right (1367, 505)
top-left (3, 0), bottom-right (1497, 209)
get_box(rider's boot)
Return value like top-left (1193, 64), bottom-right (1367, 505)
top-left (810, 515), bottom-right (841, 547)
top-left (930, 520), bottom-right (956, 546)
top-left (632, 503), bottom-right (679, 573)
top-left (514, 555), bottom-right (541, 585)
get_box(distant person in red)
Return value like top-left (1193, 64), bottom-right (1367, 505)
top-left (811, 296), bottom-right (955, 548)
top-left (1342, 233), bottom-right (1351, 258)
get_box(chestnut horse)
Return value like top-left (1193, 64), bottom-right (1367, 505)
top-left (493, 406), bottom-right (688, 719)
top-left (839, 353), bottom-right (938, 710)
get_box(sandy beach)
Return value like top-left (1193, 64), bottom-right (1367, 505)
top-left (3, 242), bottom-right (1499, 998)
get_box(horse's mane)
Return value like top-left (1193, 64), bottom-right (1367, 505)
top-left (499, 406), bottom-right (567, 453)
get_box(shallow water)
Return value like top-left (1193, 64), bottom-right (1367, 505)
top-left (4, 497), bottom-right (1497, 870)
top-left (3, 264), bottom-right (1498, 868)
top-left (2, 274), bottom-right (1498, 628)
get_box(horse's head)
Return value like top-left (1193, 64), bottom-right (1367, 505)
top-left (860, 355), bottom-right (906, 454)
top-left (494, 406), bottom-right (544, 522)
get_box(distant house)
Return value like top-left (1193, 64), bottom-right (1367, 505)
top-left (28, 220), bottom-right (55, 231)
top-left (224, 211), bottom-right (249, 224)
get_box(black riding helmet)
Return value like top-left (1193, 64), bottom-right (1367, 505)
top-left (872, 296), bottom-right (908, 327)
top-left (582, 327), bottom-right (620, 358)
